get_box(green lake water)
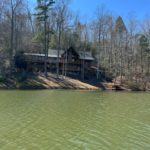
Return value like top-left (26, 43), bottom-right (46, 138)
top-left (0, 90), bottom-right (149, 150)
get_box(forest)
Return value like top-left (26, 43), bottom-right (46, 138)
top-left (0, 0), bottom-right (149, 90)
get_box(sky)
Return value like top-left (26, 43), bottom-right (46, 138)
top-left (69, 0), bottom-right (150, 21)
top-left (31, 0), bottom-right (150, 22)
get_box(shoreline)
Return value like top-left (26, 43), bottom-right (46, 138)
top-left (0, 86), bottom-right (149, 91)
top-left (0, 73), bottom-right (99, 90)
top-left (0, 73), bottom-right (149, 91)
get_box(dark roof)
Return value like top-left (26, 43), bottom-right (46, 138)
top-left (25, 49), bottom-right (94, 60)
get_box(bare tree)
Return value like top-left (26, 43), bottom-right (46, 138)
top-left (54, 0), bottom-right (71, 78)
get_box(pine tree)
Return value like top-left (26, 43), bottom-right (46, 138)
top-left (115, 16), bottom-right (127, 35)
top-left (139, 35), bottom-right (149, 75)
top-left (35, 0), bottom-right (55, 77)
top-left (115, 16), bottom-right (127, 83)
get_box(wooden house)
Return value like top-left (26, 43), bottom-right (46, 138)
top-left (25, 47), bottom-right (94, 76)
top-left (60, 47), bottom-right (94, 76)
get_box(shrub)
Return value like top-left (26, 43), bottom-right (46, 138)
top-left (0, 75), bottom-right (6, 82)
top-left (15, 71), bottom-right (28, 82)
top-left (127, 81), bottom-right (141, 91)
top-left (14, 51), bottom-right (27, 70)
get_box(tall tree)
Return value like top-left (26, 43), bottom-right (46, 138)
top-left (93, 5), bottom-right (111, 79)
top-left (54, 0), bottom-right (71, 78)
top-left (139, 35), bottom-right (149, 75)
top-left (35, 0), bottom-right (55, 77)
top-left (115, 16), bottom-right (127, 83)
top-left (9, 0), bottom-right (22, 71)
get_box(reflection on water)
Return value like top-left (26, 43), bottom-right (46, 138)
top-left (0, 90), bottom-right (149, 149)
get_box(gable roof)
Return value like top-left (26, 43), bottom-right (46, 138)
top-left (48, 49), bottom-right (64, 58)
top-left (46, 48), bottom-right (94, 60)
top-left (78, 51), bottom-right (94, 60)
top-left (62, 47), bottom-right (94, 60)
top-left (25, 48), bottom-right (94, 60)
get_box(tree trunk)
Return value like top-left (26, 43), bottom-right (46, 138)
top-left (10, 6), bottom-right (14, 72)
top-left (44, 11), bottom-right (48, 77)
top-left (57, 24), bottom-right (61, 78)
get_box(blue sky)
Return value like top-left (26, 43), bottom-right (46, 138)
top-left (69, 0), bottom-right (150, 21)
top-left (31, 0), bottom-right (150, 21)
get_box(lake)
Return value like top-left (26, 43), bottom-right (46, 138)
top-left (0, 90), bottom-right (149, 150)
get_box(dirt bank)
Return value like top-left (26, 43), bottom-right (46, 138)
top-left (0, 73), bottom-right (99, 90)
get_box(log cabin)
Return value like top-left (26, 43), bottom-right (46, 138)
top-left (25, 47), bottom-right (94, 77)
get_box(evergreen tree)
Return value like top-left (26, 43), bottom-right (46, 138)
top-left (115, 16), bottom-right (127, 35)
top-left (139, 35), bottom-right (149, 75)
top-left (35, 0), bottom-right (55, 77)
top-left (139, 35), bottom-right (149, 50)
top-left (115, 16), bottom-right (127, 82)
